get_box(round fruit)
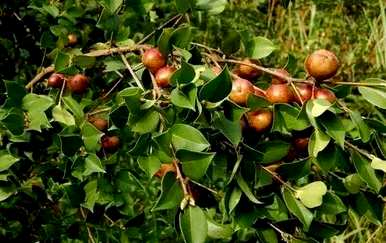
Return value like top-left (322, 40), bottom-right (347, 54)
top-left (246, 109), bottom-right (273, 133)
top-left (293, 83), bottom-right (313, 104)
top-left (154, 163), bottom-right (176, 178)
top-left (47, 73), bottom-right (65, 88)
top-left (293, 137), bottom-right (309, 153)
top-left (315, 88), bottom-right (336, 103)
top-left (266, 84), bottom-right (294, 103)
top-left (67, 34), bottom-right (78, 46)
top-left (238, 59), bottom-right (262, 80)
top-left (229, 78), bottom-right (254, 105)
top-left (68, 74), bottom-right (89, 93)
top-left (271, 68), bottom-right (290, 84)
top-left (89, 117), bottom-right (108, 131)
top-left (305, 49), bottom-right (339, 81)
top-left (101, 135), bottom-right (120, 151)
top-left (142, 48), bottom-right (166, 73)
top-left (155, 66), bottom-right (176, 88)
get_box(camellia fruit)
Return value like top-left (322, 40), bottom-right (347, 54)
top-left (47, 73), bottom-right (65, 88)
top-left (155, 66), bottom-right (176, 88)
top-left (294, 83), bottom-right (313, 104)
top-left (229, 78), bottom-right (254, 105)
top-left (266, 84), bottom-right (294, 103)
top-left (246, 109), bottom-right (273, 133)
top-left (293, 137), bottom-right (309, 153)
top-left (101, 135), bottom-right (120, 151)
top-left (67, 33), bottom-right (78, 46)
top-left (238, 59), bottom-right (262, 80)
top-left (305, 49), bottom-right (339, 81)
top-left (142, 48), bottom-right (166, 73)
top-left (89, 117), bottom-right (108, 132)
top-left (271, 68), bottom-right (290, 84)
top-left (315, 88), bottom-right (336, 103)
top-left (154, 163), bottom-right (176, 178)
top-left (68, 74), bottom-right (89, 93)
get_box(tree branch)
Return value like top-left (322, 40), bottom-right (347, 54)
top-left (25, 66), bottom-right (55, 90)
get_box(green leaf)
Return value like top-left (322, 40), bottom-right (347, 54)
top-left (278, 158), bottom-right (311, 180)
top-left (247, 94), bottom-right (270, 109)
top-left (98, 0), bottom-right (123, 13)
top-left (354, 192), bottom-right (383, 225)
top-left (179, 206), bottom-right (208, 243)
top-left (59, 134), bottom-right (83, 156)
top-left (152, 172), bottom-right (183, 211)
top-left (63, 96), bottom-right (84, 121)
top-left (349, 111), bottom-right (371, 143)
top-left (352, 151), bottom-right (382, 192)
top-left (344, 174), bottom-right (364, 194)
top-left (282, 187), bottom-right (313, 231)
top-left (81, 122), bottom-right (103, 152)
top-left (370, 156), bottom-right (386, 173)
top-left (0, 186), bottom-right (16, 202)
top-left (171, 124), bottom-right (210, 152)
top-left (177, 150), bottom-right (215, 180)
top-left (248, 36), bottom-right (276, 59)
top-left (199, 66), bottom-right (232, 103)
top-left (170, 26), bottom-right (193, 50)
top-left (316, 144), bottom-right (342, 171)
top-left (109, 105), bottom-right (129, 128)
top-left (22, 94), bottom-right (54, 112)
top-left (171, 61), bottom-right (196, 85)
top-left (158, 28), bottom-right (175, 55)
top-left (138, 155), bottom-right (161, 178)
top-left (222, 30), bottom-right (241, 54)
top-left (52, 105), bottom-right (76, 126)
top-left (82, 179), bottom-right (99, 212)
top-left (358, 86), bottom-right (386, 109)
top-left (196, 0), bottom-right (227, 15)
top-left (236, 174), bottom-right (263, 204)
top-left (2, 80), bottom-right (26, 108)
top-left (207, 219), bottom-right (233, 240)
top-left (295, 181), bottom-right (327, 208)
top-left (54, 51), bottom-right (71, 71)
top-left (131, 110), bottom-right (160, 134)
top-left (175, 0), bottom-right (194, 13)
top-left (73, 55), bottom-right (96, 68)
top-left (0, 152), bottom-right (19, 172)
top-left (1, 109), bottom-right (24, 135)
top-left (306, 99), bottom-right (332, 118)
top-left (308, 129), bottom-right (330, 157)
top-left (320, 112), bottom-right (345, 148)
top-left (228, 187), bottom-right (242, 213)
top-left (257, 140), bottom-right (290, 164)
top-left (318, 192), bottom-right (346, 215)
top-left (84, 154), bottom-right (105, 176)
top-left (213, 112), bottom-right (242, 145)
top-left (272, 104), bottom-right (310, 134)
top-left (171, 84), bottom-right (197, 110)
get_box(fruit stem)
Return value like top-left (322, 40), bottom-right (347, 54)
top-left (172, 159), bottom-right (189, 196)
top-left (58, 79), bottom-right (66, 106)
top-left (120, 54), bottom-right (144, 90)
top-left (138, 14), bottom-right (183, 44)
top-left (189, 179), bottom-right (218, 195)
top-left (192, 42), bottom-right (224, 55)
top-left (289, 81), bottom-right (304, 105)
top-left (25, 66), bottom-right (55, 90)
top-left (87, 107), bottom-right (112, 117)
top-left (325, 81), bottom-right (386, 87)
top-left (261, 166), bottom-right (297, 192)
top-left (102, 78), bottom-right (123, 99)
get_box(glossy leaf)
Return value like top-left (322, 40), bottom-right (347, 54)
top-left (177, 150), bottom-right (215, 180)
top-left (179, 206), bottom-right (208, 243)
top-left (0, 152), bottom-right (19, 172)
top-left (171, 124), bottom-right (210, 152)
top-left (152, 172), bottom-right (183, 211)
top-left (295, 181), bottom-right (327, 208)
top-left (358, 86), bottom-right (386, 109)
top-left (352, 151), bottom-right (382, 192)
top-left (282, 187), bottom-right (313, 231)
top-left (199, 66), bottom-right (232, 103)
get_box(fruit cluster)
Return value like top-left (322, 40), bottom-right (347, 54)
top-left (142, 48), bottom-right (176, 88)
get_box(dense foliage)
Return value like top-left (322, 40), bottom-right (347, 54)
top-left (0, 0), bottom-right (385, 242)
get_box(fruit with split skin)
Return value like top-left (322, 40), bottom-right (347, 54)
top-left (271, 68), bottom-right (290, 84)
top-left (229, 78), bottom-right (254, 105)
top-left (142, 48), bottom-right (166, 73)
top-left (266, 84), bottom-right (294, 103)
top-left (315, 88), bottom-right (336, 103)
top-left (155, 66), bottom-right (176, 88)
top-left (47, 73), bottom-right (65, 88)
top-left (68, 74), bottom-right (89, 93)
top-left (246, 109), bottom-right (273, 133)
top-left (238, 58), bottom-right (262, 80)
top-left (305, 49), bottom-right (339, 81)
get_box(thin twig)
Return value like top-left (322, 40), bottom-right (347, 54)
top-left (325, 81), bottom-right (386, 87)
top-left (85, 44), bottom-right (150, 57)
top-left (261, 166), bottom-right (297, 191)
top-left (87, 107), bottom-right (112, 117)
top-left (192, 42), bottom-right (224, 55)
top-left (149, 72), bottom-right (161, 99)
top-left (138, 14), bottom-right (183, 44)
top-left (344, 141), bottom-right (373, 160)
top-left (172, 159), bottom-right (189, 196)
top-left (102, 78), bottom-right (122, 99)
top-left (80, 208), bottom-right (96, 243)
top-left (120, 53), bottom-right (144, 90)
top-left (189, 179), bottom-right (218, 195)
top-left (58, 79), bottom-right (67, 106)
top-left (290, 81), bottom-right (304, 105)
top-left (25, 66), bottom-right (55, 90)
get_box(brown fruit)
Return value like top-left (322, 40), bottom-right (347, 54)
top-left (101, 135), bottom-right (120, 151)
top-left (154, 163), bottom-right (176, 178)
top-left (142, 48), bottom-right (166, 73)
top-left (238, 59), bottom-right (262, 80)
top-left (246, 109), bottom-right (273, 133)
top-left (155, 66), bottom-right (176, 88)
top-left (68, 74), bottom-right (89, 93)
top-left (266, 84), bottom-right (294, 103)
top-left (305, 49), bottom-right (339, 81)
top-left (315, 88), bottom-right (336, 103)
top-left (271, 68), bottom-right (290, 84)
top-left (293, 137), bottom-right (309, 153)
top-left (293, 83), bottom-right (313, 104)
top-left (89, 117), bottom-right (108, 131)
top-left (229, 78), bottom-right (254, 105)
top-left (67, 34), bottom-right (78, 46)
top-left (47, 73), bottom-right (65, 88)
